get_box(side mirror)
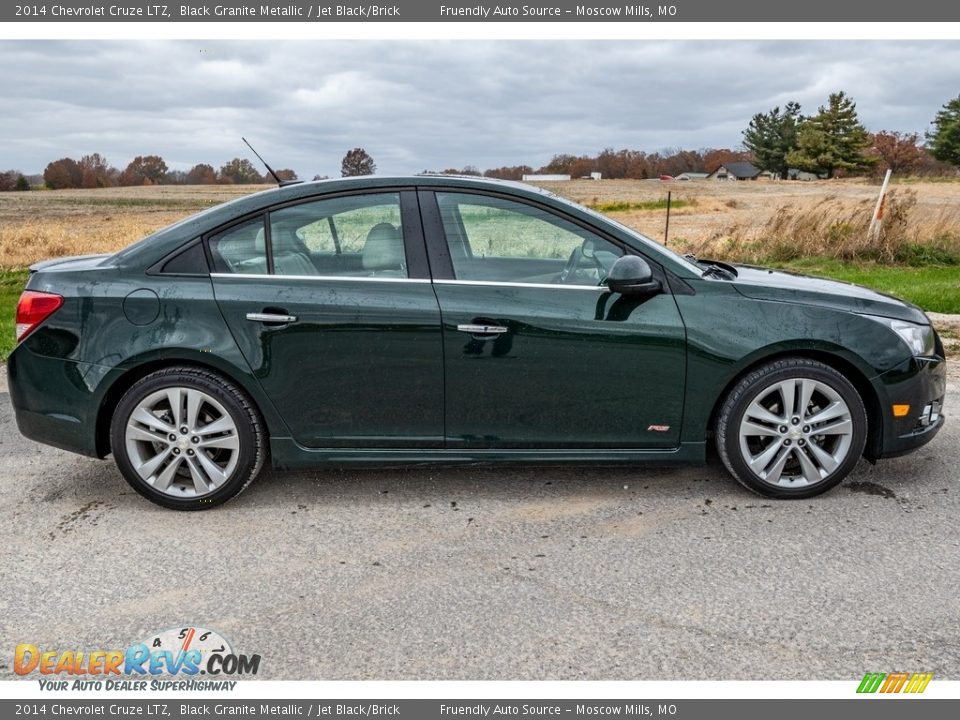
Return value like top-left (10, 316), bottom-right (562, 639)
top-left (606, 255), bottom-right (662, 296)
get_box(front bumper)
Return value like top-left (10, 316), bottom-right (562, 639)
top-left (873, 351), bottom-right (947, 459)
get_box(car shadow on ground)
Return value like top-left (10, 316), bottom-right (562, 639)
top-left (23, 449), bottom-right (944, 516)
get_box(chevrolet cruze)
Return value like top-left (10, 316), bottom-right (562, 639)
top-left (8, 176), bottom-right (946, 509)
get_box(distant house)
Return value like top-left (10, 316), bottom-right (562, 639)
top-left (706, 162), bottom-right (762, 181)
top-left (787, 168), bottom-right (821, 181)
top-left (675, 172), bottom-right (709, 181)
top-left (522, 174), bottom-right (571, 182)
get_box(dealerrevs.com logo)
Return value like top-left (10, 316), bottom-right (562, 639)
top-left (14, 627), bottom-right (261, 690)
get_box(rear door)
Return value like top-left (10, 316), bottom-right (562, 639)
top-left (421, 189), bottom-right (687, 449)
top-left (208, 189), bottom-right (444, 448)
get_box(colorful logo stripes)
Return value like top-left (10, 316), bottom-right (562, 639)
top-left (857, 672), bottom-right (933, 694)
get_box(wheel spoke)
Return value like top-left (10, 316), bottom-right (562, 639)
top-left (127, 424), bottom-right (170, 444)
top-left (185, 390), bottom-right (204, 432)
top-left (136, 446), bottom-right (173, 481)
top-left (131, 407), bottom-right (175, 435)
top-left (195, 451), bottom-right (228, 488)
top-left (806, 400), bottom-right (847, 426)
top-left (748, 439), bottom-right (784, 473)
top-left (807, 441), bottom-right (840, 473)
top-left (741, 420), bottom-right (782, 438)
top-left (794, 446), bottom-right (824, 484)
top-left (746, 400), bottom-right (785, 425)
top-left (153, 455), bottom-right (183, 491)
top-left (763, 445), bottom-right (792, 484)
top-left (197, 416), bottom-right (234, 437)
top-left (816, 418), bottom-right (852, 436)
top-left (184, 455), bottom-right (210, 494)
top-left (165, 388), bottom-right (184, 427)
top-left (799, 379), bottom-right (816, 417)
top-left (778, 380), bottom-right (797, 418)
top-left (198, 434), bottom-right (240, 451)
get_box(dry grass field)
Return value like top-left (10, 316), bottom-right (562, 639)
top-left (0, 185), bottom-right (260, 267)
top-left (549, 177), bottom-right (960, 263)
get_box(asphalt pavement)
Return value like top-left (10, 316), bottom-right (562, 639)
top-left (2, 369), bottom-right (958, 680)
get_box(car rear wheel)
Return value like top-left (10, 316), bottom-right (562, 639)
top-left (716, 358), bottom-right (867, 498)
top-left (110, 367), bottom-right (265, 510)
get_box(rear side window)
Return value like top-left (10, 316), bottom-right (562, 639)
top-left (269, 193), bottom-right (406, 277)
top-left (159, 242), bottom-right (208, 275)
top-left (208, 217), bottom-right (268, 274)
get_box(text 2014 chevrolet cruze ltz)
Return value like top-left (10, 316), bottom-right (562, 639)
top-left (8, 176), bottom-right (946, 509)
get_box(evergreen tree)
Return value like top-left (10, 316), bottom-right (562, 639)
top-left (926, 95), bottom-right (960, 167)
top-left (786, 92), bottom-right (873, 178)
top-left (742, 102), bottom-right (802, 179)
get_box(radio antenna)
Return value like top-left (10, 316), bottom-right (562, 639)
top-left (242, 137), bottom-right (301, 187)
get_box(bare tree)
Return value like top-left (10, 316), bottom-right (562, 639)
top-left (340, 148), bottom-right (376, 177)
top-left (120, 155), bottom-right (169, 186)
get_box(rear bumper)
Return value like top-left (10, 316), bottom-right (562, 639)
top-left (873, 353), bottom-right (947, 459)
top-left (7, 348), bottom-right (114, 458)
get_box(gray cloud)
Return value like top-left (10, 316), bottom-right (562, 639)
top-left (1, 40), bottom-right (957, 176)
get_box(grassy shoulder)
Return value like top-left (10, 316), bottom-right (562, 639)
top-left (0, 270), bottom-right (28, 361)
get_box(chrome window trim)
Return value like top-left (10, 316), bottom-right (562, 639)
top-left (210, 273), bottom-right (430, 284)
top-left (210, 274), bottom-right (609, 291)
top-left (434, 279), bottom-right (608, 292)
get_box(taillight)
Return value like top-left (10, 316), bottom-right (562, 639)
top-left (15, 290), bottom-right (64, 342)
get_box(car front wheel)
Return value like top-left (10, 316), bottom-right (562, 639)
top-left (110, 367), bottom-right (265, 510)
top-left (716, 358), bottom-right (868, 498)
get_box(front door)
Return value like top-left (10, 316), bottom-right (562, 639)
top-left (209, 190), bottom-right (444, 448)
top-left (422, 189), bottom-right (686, 449)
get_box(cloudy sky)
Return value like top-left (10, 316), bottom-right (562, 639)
top-left (1, 40), bottom-right (958, 177)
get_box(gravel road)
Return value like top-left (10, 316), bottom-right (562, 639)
top-left (2, 369), bottom-right (957, 680)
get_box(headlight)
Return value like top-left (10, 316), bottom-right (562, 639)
top-left (865, 315), bottom-right (935, 356)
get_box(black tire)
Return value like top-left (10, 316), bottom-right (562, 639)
top-left (716, 357), bottom-right (867, 499)
top-left (110, 366), bottom-right (265, 510)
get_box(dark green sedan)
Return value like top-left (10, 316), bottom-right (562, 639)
top-left (8, 176), bottom-right (946, 509)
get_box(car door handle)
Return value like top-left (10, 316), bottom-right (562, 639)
top-left (457, 323), bottom-right (508, 336)
top-left (246, 312), bottom-right (298, 324)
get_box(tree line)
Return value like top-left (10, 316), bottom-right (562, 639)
top-left (478, 92), bottom-right (960, 181)
top-left (35, 154), bottom-right (298, 190)
top-left (2, 93), bottom-right (959, 191)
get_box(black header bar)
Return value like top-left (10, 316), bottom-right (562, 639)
top-left (6, 1), bottom-right (960, 23)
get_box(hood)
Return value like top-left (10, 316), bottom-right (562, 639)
top-left (730, 265), bottom-right (928, 324)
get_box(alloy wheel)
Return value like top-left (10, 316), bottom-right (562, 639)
top-left (124, 387), bottom-right (241, 498)
top-left (737, 378), bottom-right (853, 488)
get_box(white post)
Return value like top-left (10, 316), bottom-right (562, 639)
top-left (868, 169), bottom-right (892, 241)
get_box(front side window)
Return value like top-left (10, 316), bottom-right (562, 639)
top-left (435, 192), bottom-right (623, 286)
top-left (269, 193), bottom-right (407, 277)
